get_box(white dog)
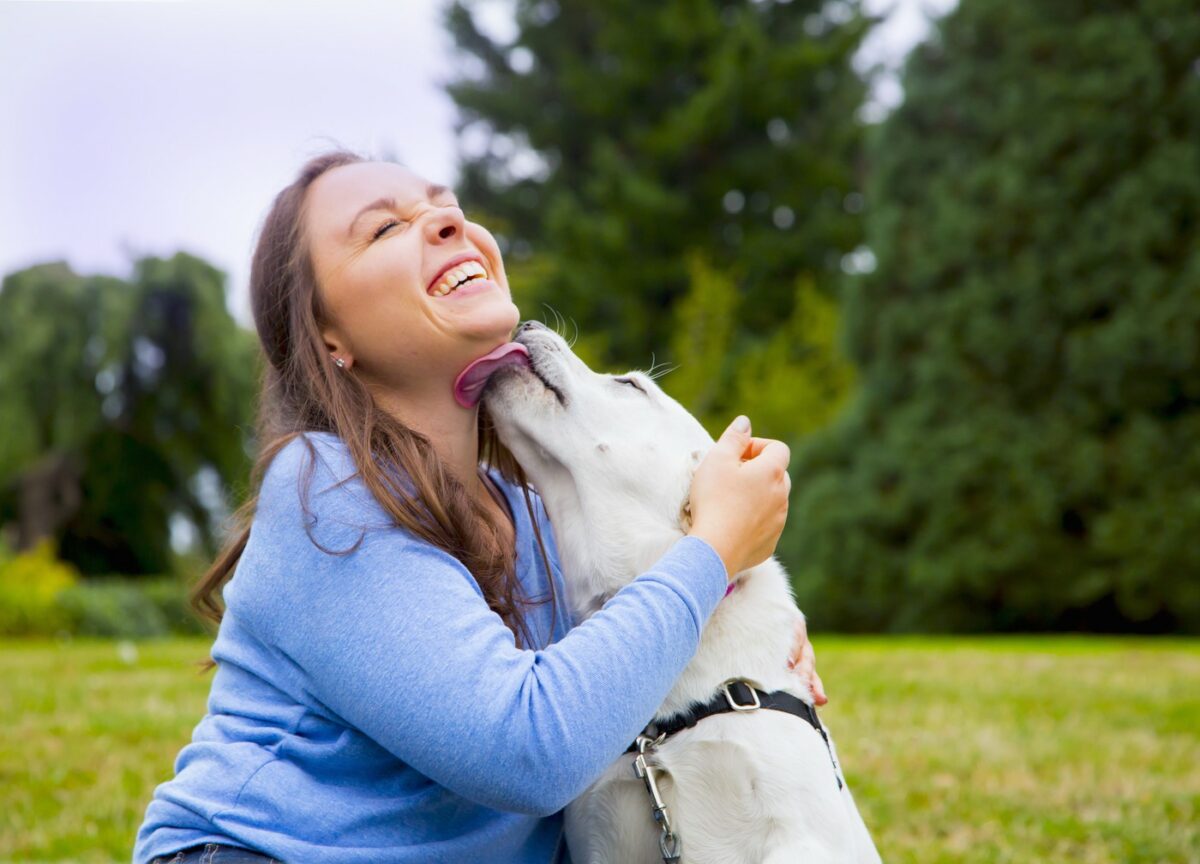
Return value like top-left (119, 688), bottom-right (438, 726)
top-left (482, 321), bottom-right (881, 864)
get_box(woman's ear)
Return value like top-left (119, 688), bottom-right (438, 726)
top-left (321, 326), bottom-right (352, 367)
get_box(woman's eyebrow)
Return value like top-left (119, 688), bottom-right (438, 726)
top-left (346, 184), bottom-right (457, 237)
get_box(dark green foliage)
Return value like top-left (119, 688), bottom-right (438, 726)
top-left (786, 0), bottom-right (1200, 632)
top-left (444, 0), bottom-right (872, 367)
top-left (0, 254), bottom-right (260, 576)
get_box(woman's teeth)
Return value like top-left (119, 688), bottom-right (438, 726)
top-left (431, 260), bottom-right (488, 297)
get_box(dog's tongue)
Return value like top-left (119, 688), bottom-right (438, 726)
top-left (453, 342), bottom-right (531, 408)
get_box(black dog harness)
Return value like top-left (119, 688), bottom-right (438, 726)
top-left (624, 679), bottom-right (844, 863)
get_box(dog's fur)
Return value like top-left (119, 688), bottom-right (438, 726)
top-left (483, 322), bottom-right (881, 864)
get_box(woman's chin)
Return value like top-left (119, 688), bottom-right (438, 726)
top-left (456, 297), bottom-right (521, 342)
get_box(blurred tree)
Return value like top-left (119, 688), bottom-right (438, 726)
top-left (444, 0), bottom-right (872, 370)
top-left (786, 0), bottom-right (1200, 632)
top-left (0, 254), bottom-right (259, 576)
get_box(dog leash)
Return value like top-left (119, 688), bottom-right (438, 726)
top-left (627, 679), bottom-right (844, 864)
top-left (631, 731), bottom-right (682, 863)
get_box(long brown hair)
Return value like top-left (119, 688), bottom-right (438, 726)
top-left (192, 149), bottom-right (556, 666)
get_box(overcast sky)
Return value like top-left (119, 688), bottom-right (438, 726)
top-left (0, 0), bottom-right (955, 327)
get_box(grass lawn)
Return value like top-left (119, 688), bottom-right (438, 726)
top-left (1, 636), bottom-right (1197, 863)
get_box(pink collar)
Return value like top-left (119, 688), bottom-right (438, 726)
top-left (724, 579), bottom-right (738, 598)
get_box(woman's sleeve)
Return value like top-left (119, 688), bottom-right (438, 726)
top-left (234, 435), bottom-right (729, 817)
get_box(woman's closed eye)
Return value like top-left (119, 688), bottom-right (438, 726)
top-left (372, 219), bottom-right (405, 240)
top-left (371, 202), bottom-right (461, 241)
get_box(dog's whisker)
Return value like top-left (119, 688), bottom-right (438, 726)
top-left (641, 352), bottom-right (679, 381)
top-left (539, 302), bottom-right (563, 338)
top-left (568, 316), bottom-right (580, 349)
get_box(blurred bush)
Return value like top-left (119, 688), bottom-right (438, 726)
top-left (140, 577), bottom-right (209, 635)
top-left (55, 577), bottom-right (207, 638)
top-left (0, 538), bottom-right (79, 635)
top-left (55, 580), bottom-right (169, 638)
top-left (0, 536), bottom-right (206, 638)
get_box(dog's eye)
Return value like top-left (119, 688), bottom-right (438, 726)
top-left (613, 376), bottom-right (646, 394)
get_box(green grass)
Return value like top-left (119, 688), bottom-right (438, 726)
top-left (1, 636), bottom-right (1197, 863)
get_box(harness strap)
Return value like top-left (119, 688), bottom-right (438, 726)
top-left (625, 680), bottom-right (843, 789)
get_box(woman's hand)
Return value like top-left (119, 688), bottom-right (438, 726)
top-left (687, 415), bottom-right (791, 579)
top-left (787, 614), bottom-right (828, 706)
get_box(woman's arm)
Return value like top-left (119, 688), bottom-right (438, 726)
top-left (229, 435), bottom-right (728, 817)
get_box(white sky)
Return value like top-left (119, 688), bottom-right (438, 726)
top-left (0, 0), bottom-right (955, 327)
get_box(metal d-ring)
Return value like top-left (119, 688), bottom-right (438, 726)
top-left (722, 679), bottom-right (762, 712)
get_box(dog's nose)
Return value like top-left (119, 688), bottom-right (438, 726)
top-left (516, 320), bottom-right (548, 337)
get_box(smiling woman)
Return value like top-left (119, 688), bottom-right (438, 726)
top-left (130, 149), bottom-right (809, 864)
top-left (305, 161), bottom-right (519, 406)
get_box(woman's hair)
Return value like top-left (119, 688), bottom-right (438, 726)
top-left (191, 149), bottom-right (555, 665)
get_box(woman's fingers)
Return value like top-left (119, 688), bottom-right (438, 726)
top-left (740, 436), bottom-right (790, 464)
top-left (786, 615), bottom-right (829, 705)
top-left (758, 440), bottom-right (791, 472)
top-left (688, 420), bottom-right (793, 576)
top-left (740, 436), bottom-right (770, 460)
top-left (787, 615), bottom-right (808, 669)
top-left (798, 642), bottom-right (828, 705)
top-left (812, 669), bottom-right (829, 706)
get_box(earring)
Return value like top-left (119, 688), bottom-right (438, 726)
top-left (332, 356), bottom-right (346, 369)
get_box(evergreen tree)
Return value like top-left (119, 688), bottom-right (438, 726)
top-left (444, 0), bottom-right (872, 368)
top-left (787, 0), bottom-right (1200, 632)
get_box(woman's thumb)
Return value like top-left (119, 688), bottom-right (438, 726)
top-left (719, 414), bottom-right (752, 447)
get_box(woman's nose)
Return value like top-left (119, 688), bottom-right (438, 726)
top-left (425, 205), bottom-right (465, 243)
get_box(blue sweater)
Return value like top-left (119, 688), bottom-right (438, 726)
top-left (133, 431), bottom-right (728, 863)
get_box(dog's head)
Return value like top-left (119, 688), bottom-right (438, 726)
top-left (482, 321), bottom-right (715, 615)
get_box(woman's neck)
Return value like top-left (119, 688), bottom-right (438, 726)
top-left (371, 383), bottom-right (487, 502)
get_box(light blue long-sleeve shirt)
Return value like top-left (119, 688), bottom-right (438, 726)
top-left (133, 431), bottom-right (728, 863)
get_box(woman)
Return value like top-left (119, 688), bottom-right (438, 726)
top-left (133, 150), bottom-right (826, 864)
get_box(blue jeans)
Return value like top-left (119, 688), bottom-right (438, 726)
top-left (149, 843), bottom-right (280, 864)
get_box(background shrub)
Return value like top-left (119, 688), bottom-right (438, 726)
top-left (54, 576), bottom-right (208, 638)
top-left (0, 538), bottom-right (79, 635)
top-left (0, 535), bottom-right (208, 637)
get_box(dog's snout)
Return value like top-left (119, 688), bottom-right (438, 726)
top-left (516, 320), bottom-right (548, 336)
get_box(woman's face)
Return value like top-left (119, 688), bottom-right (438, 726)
top-left (304, 161), bottom-right (519, 396)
